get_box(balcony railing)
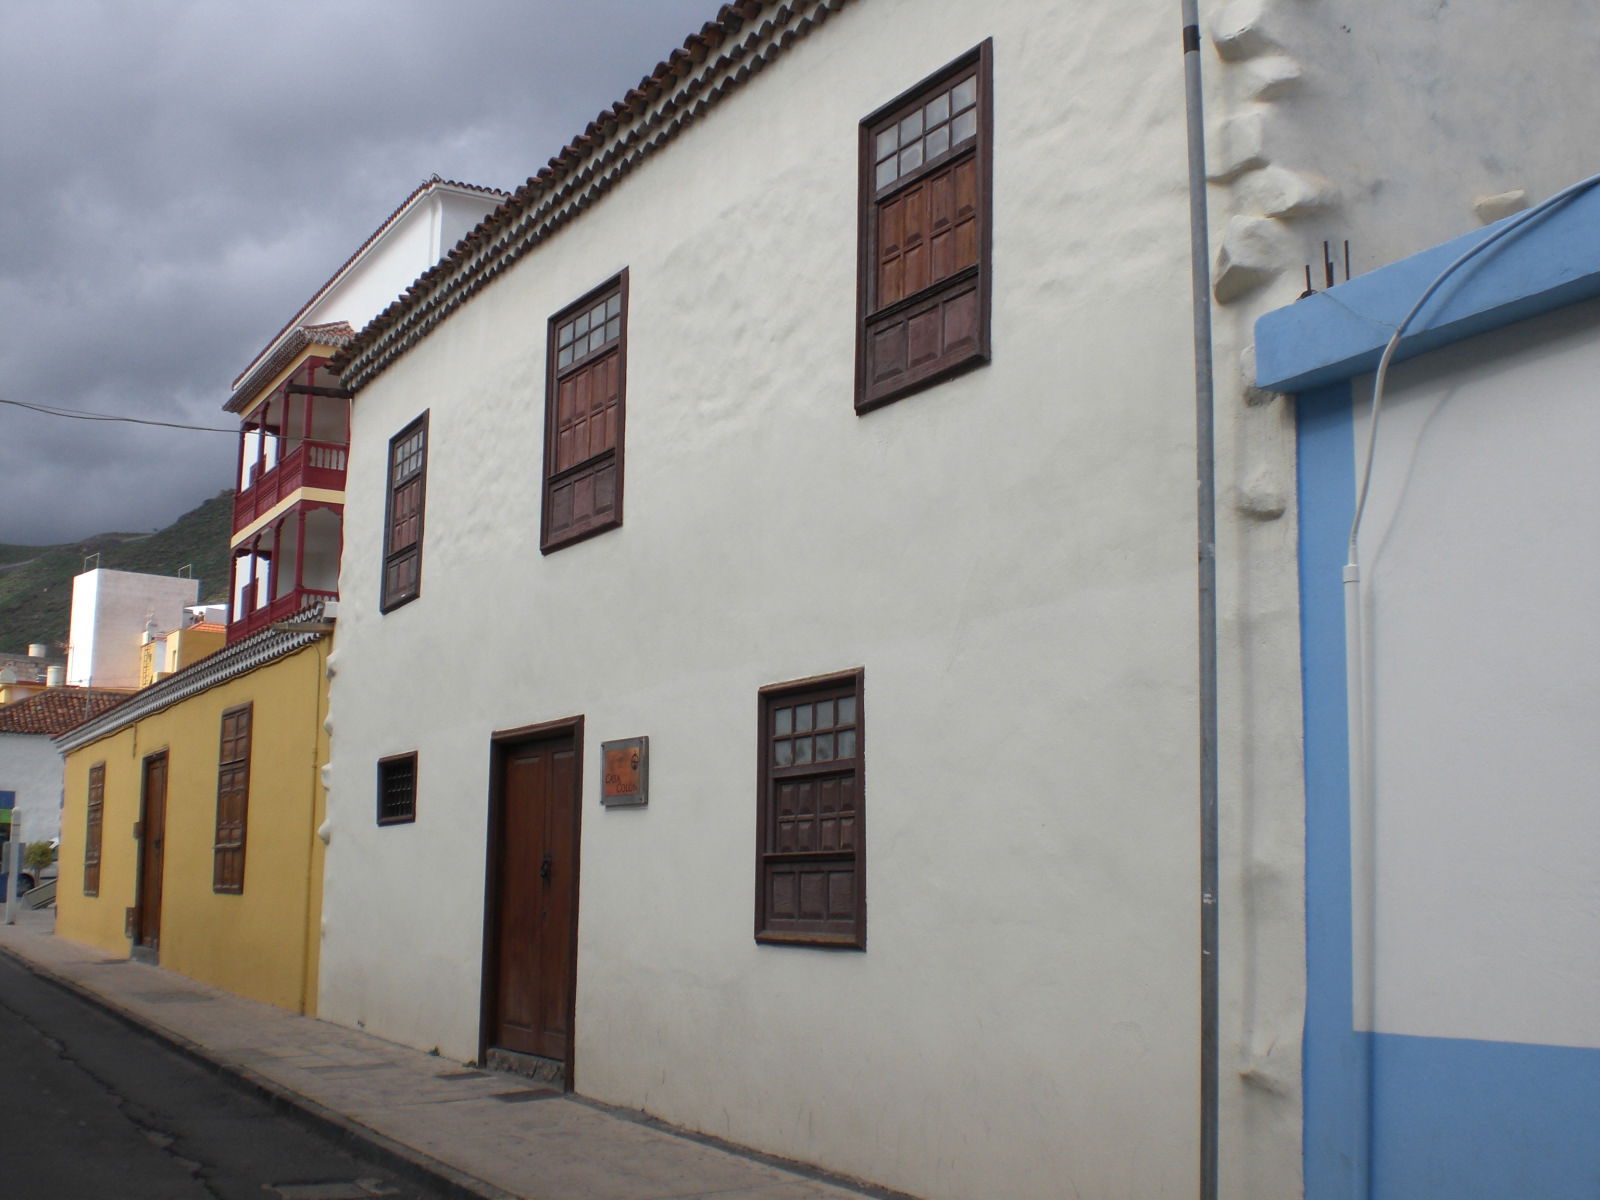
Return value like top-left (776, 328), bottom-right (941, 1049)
top-left (234, 439), bottom-right (348, 529)
top-left (228, 585), bottom-right (338, 641)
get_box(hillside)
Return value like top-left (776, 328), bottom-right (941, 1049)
top-left (0, 491), bottom-right (234, 651)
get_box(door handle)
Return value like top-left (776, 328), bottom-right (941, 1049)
top-left (540, 854), bottom-right (553, 881)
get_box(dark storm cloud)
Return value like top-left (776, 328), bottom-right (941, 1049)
top-left (0, 0), bottom-right (719, 544)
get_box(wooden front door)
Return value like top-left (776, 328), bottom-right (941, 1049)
top-left (136, 753), bottom-right (168, 950)
top-left (486, 726), bottom-right (581, 1068)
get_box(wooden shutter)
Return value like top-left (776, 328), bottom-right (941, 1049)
top-left (83, 763), bottom-right (105, 897)
top-left (756, 671), bottom-right (866, 948)
top-left (857, 43), bottom-right (992, 413)
top-left (213, 704), bottom-right (252, 893)
top-left (382, 414), bottom-right (427, 610)
top-left (543, 275), bottom-right (626, 552)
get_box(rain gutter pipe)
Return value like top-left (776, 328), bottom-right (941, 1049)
top-left (1179, 7), bottom-right (1220, 1200)
top-left (1342, 167), bottom-right (1600, 1200)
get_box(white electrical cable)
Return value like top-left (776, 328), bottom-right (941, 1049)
top-left (1348, 169), bottom-right (1600, 561)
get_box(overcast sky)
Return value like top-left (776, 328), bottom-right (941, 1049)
top-left (0, 0), bottom-right (719, 545)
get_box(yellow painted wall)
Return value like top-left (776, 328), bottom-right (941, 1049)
top-left (57, 640), bottom-right (329, 1014)
top-left (170, 625), bottom-right (226, 673)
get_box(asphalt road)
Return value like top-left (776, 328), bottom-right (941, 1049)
top-left (0, 953), bottom-right (460, 1200)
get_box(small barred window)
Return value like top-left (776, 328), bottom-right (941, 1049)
top-left (377, 753), bottom-right (418, 826)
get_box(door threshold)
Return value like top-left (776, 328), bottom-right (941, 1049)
top-left (485, 1046), bottom-right (567, 1090)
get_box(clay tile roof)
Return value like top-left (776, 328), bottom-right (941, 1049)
top-left (54, 600), bottom-right (333, 755)
top-left (187, 623), bottom-right (225, 634)
top-left (333, 0), bottom-right (851, 393)
top-left (0, 689), bottom-right (129, 736)
top-left (225, 321), bottom-right (358, 414)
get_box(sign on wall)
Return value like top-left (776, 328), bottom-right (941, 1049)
top-left (600, 737), bottom-right (648, 808)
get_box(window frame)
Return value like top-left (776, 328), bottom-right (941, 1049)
top-left (376, 752), bottom-right (419, 826)
top-left (541, 270), bottom-right (629, 554)
top-left (212, 702), bottom-right (253, 894)
top-left (83, 762), bottom-right (105, 897)
top-left (855, 40), bottom-right (994, 414)
top-left (381, 411), bottom-right (429, 613)
top-left (754, 668), bottom-right (866, 950)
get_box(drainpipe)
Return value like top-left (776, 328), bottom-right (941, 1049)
top-left (1179, 5), bottom-right (1220, 1200)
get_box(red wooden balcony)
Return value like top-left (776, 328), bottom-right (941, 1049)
top-left (233, 439), bottom-right (348, 530)
top-left (228, 585), bottom-right (338, 641)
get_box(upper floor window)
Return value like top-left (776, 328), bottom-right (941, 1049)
top-left (857, 41), bottom-right (993, 413)
top-left (382, 413), bottom-right (428, 611)
top-left (542, 273), bottom-right (627, 552)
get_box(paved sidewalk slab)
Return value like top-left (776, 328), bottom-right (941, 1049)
top-left (0, 909), bottom-right (900, 1200)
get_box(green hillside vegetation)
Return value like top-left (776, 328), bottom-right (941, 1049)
top-left (0, 491), bottom-right (235, 651)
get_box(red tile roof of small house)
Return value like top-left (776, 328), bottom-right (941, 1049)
top-left (0, 689), bottom-right (130, 736)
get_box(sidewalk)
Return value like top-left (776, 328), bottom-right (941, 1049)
top-left (0, 907), bottom-right (901, 1200)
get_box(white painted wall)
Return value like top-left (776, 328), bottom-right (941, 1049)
top-left (67, 570), bottom-right (199, 689)
top-left (303, 209), bottom-right (434, 337)
top-left (323, 6), bottom-right (1277, 1200)
top-left (1196, 17), bottom-right (1600, 1196)
top-left (302, 186), bottom-right (501, 340)
top-left (0, 733), bottom-right (66, 846)
top-left (234, 184), bottom-right (503, 397)
top-left (1352, 298), bottom-right (1600, 1050)
top-left (1234, 0), bottom-right (1600, 276)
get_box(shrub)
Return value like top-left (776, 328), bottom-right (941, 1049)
top-left (23, 841), bottom-right (56, 873)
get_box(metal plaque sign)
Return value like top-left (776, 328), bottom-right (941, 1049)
top-left (600, 736), bottom-right (648, 808)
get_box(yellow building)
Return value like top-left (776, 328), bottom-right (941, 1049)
top-left (138, 621), bottom-right (226, 687)
top-left (55, 608), bottom-right (331, 1014)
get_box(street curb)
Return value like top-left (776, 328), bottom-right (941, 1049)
top-left (0, 942), bottom-right (517, 1200)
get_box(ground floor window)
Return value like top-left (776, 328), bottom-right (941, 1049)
top-left (755, 669), bottom-right (865, 948)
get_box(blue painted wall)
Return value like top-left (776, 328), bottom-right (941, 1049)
top-left (1296, 382), bottom-right (1600, 1200)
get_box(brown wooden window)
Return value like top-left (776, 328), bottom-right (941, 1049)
top-left (83, 762), bottom-right (105, 897)
top-left (756, 670), bottom-right (865, 948)
top-left (542, 272), bottom-right (627, 552)
top-left (857, 41), bottom-right (993, 413)
top-left (377, 752), bottom-right (418, 826)
top-left (213, 703), bottom-right (252, 893)
top-left (382, 412), bottom-right (428, 611)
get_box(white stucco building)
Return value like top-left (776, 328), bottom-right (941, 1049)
top-left (66, 568), bottom-right (199, 689)
top-left (224, 176), bottom-right (505, 644)
top-left (312, 3), bottom-right (1600, 1198)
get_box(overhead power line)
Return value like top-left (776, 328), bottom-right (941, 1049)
top-left (0, 394), bottom-right (237, 435)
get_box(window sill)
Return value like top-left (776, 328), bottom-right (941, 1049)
top-left (755, 929), bottom-right (866, 951)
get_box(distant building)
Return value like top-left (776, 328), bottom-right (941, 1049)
top-left (0, 687), bottom-right (127, 846)
top-left (139, 620), bottom-right (225, 687)
top-left (66, 568), bottom-right (200, 688)
top-left (53, 175), bottom-right (503, 1018)
top-left (224, 176), bottom-right (504, 642)
top-left (0, 644), bottom-right (66, 706)
top-left (55, 616), bottom-right (332, 1012)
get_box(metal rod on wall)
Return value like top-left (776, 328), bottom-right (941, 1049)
top-left (1180, 3), bottom-right (1221, 1198)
